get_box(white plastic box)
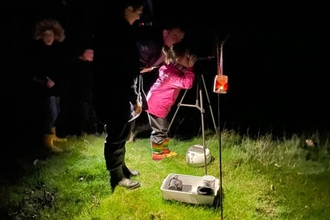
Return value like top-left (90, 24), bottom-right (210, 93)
top-left (160, 173), bottom-right (219, 205)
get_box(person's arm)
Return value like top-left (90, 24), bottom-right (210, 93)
top-left (165, 55), bottom-right (198, 89)
top-left (140, 66), bottom-right (157, 73)
top-left (29, 51), bottom-right (49, 86)
top-left (168, 67), bottom-right (196, 89)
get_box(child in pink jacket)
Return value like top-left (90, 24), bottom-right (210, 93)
top-left (146, 42), bottom-right (197, 160)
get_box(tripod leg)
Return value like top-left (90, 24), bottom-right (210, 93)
top-left (201, 74), bottom-right (217, 131)
top-left (198, 88), bottom-right (208, 175)
top-left (168, 89), bottom-right (188, 132)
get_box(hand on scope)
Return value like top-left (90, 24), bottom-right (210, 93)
top-left (140, 66), bottom-right (156, 74)
top-left (46, 77), bottom-right (55, 88)
top-left (140, 67), bottom-right (153, 74)
top-left (187, 54), bottom-right (197, 68)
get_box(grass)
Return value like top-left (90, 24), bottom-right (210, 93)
top-left (1, 129), bottom-right (330, 220)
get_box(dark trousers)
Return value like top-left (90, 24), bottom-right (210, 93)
top-left (147, 113), bottom-right (168, 144)
top-left (42, 96), bottom-right (60, 134)
top-left (75, 99), bottom-right (98, 134)
top-left (104, 120), bottom-right (135, 170)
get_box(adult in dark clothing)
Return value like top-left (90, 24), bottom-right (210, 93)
top-left (127, 22), bottom-right (186, 142)
top-left (92, 0), bottom-right (145, 190)
top-left (28, 18), bottom-right (68, 153)
top-left (138, 22), bottom-right (186, 97)
top-left (67, 48), bottom-right (99, 136)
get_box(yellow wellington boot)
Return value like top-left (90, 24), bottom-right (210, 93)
top-left (43, 134), bottom-right (63, 153)
top-left (51, 127), bottom-right (67, 142)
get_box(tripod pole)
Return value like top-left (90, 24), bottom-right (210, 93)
top-left (167, 74), bottom-right (210, 175)
top-left (168, 74), bottom-right (217, 135)
top-left (197, 79), bottom-right (208, 174)
top-left (167, 89), bottom-right (188, 132)
top-left (216, 33), bottom-right (229, 220)
top-left (201, 74), bottom-right (217, 131)
top-left (218, 93), bottom-right (224, 220)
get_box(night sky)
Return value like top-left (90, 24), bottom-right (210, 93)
top-left (3, 0), bottom-right (329, 138)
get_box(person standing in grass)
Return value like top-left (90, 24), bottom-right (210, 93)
top-left (92, 0), bottom-right (145, 190)
top-left (127, 22), bottom-right (186, 142)
top-left (146, 42), bottom-right (197, 160)
top-left (28, 18), bottom-right (68, 153)
top-left (66, 46), bottom-right (100, 137)
top-left (138, 22), bottom-right (186, 94)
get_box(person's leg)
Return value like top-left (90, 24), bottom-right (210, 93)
top-left (162, 136), bottom-right (177, 157)
top-left (44, 96), bottom-right (57, 134)
top-left (104, 121), bottom-right (140, 190)
top-left (52, 96), bottom-right (67, 142)
top-left (122, 141), bottom-right (140, 178)
top-left (148, 113), bottom-right (168, 160)
top-left (149, 114), bottom-right (176, 156)
top-left (122, 120), bottom-right (139, 177)
top-left (122, 160), bottom-right (140, 178)
top-left (42, 96), bottom-right (63, 152)
top-left (86, 99), bottom-right (99, 135)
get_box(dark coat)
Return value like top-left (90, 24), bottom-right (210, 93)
top-left (28, 40), bottom-right (69, 98)
top-left (137, 36), bottom-right (163, 68)
top-left (137, 33), bottom-right (165, 108)
top-left (92, 17), bottom-right (140, 124)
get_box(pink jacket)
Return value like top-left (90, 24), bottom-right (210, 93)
top-left (146, 63), bottom-right (195, 118)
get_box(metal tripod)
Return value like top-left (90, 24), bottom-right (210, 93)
top-left (168, 73), bottom-right (217, 174)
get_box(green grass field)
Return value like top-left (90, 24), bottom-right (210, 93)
top-left (1, 130), bottom-right (330, 220)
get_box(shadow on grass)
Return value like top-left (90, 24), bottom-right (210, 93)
top-left (0, 127), bottom-right (56, 219)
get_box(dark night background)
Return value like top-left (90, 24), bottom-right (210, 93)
top-left (2, 0), bottom-right (329, 147)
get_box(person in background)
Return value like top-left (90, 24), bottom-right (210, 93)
top-left (128, 22), bottom-right (186, 142)
top-left (146, 42), bottom-right (197, 161)
top-left (92, 0), bottom-right (145, 190)
top-left (29, 18), bottom-right (68, 153)
top-left (67, 46), bottom-right (100, 137)
top-left (138, 22), bottom-right (186, 92)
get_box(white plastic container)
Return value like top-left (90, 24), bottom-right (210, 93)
top-left (186, 145), bottom-right (212, 167)
top-left (160, 173), bottom-right (219, 205)
top-left (203, 175), bottom-right (216, 189)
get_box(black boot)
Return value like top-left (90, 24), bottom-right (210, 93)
top-left (110, 165), bottom-right (140, 190)
top-left (122, 162), bottom-right (140, 178)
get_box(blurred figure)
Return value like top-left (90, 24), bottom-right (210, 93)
top-left (146, 42), bottom-right (197, 160)
top-left (92, 0), bottom-right (145, 190)
top-left (128, 22), bottom-right (186, 142)
top-left (67, 47), bottom-right (100, 137)
top-left (29, 18), bottom-right (68, 153)
top-left (138, 22), bottom-right (186, 93)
